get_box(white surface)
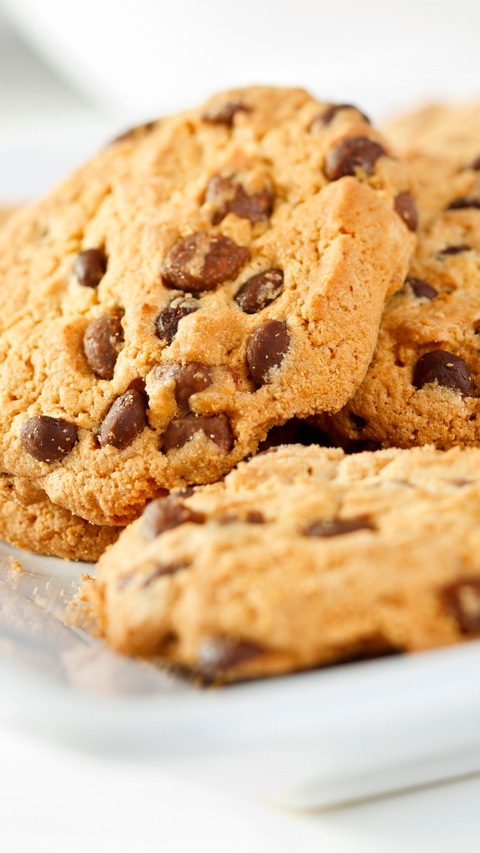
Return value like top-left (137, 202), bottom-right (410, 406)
top-left (2, 4), bottom-right (480, 848)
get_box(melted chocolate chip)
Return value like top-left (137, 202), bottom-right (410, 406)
top-left (438, 245), bottom-right (471, 256)
top-left (304, 515), bottom-right (375, 537)
top-left (201, 101), bottom-right (250, 126)
top-left (235, 269), bottom-right (284, 314)
top-left (394, 192), bottom-right (418, 231)
top-left (142, 496), bottom-right (204, 539)
top-left (99, 388), bottom-right (147, 449)
top-left (206, 175), bottom-right (273, 226)
top-left (196, 636), bottom-right (264, 675)
top-left (441, 577), bottom-right (480, 634)
top-left (142, 561), bottom-right (190, 585)
top-left (446, 197), bottom-right (480, 211)
top-left (246, 320), bottom-right (290, 385)
top-left (406, 277), bottom-right (438, 300)
top-left (413, 350), bottom-right (474, 395)
top-left (74, 248), bottom-right (107, 288)
top-left (20, 416), bottom-right (78, 463)
top-left (161, 232), bottom-right (249, 292)
top-left (313, 103), bottom-right (370, 126)
top-left (83, 313), bottom-right (124, 380)
top-left (154, 362), bottom-right (212, 414)
top-left (324, 136), bottom-right (387, 181)
top-left (155, 297), bottom-right (199, 344)
top-left (163, 413), bottom-right (233, 453)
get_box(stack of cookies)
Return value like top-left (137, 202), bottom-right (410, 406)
top-left (1, 87), bottom-right (480, 683)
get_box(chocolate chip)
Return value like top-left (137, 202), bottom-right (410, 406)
top-left (394, 192), bottom-right (418, 231)
top-left (201, 102), bottom-right (250, 127)
top-left (413, 350), bottom-right (474, 395)
top-left (438, 245), bottom-right (471, 256)
top-left (99, 388), bottom-right (147, 449)
top-left (304, 515), bottom-right (375, 537)
top-left (206, 175), bottom-right (273, 225)
top-left (441, 577), bottom-right (480, 634)
top-left (142, 496), bottom-right (204, 539)
top-left (142, 561), bottom-right (190, 585)
top-left (312, 103), bottom-right (370, 126)
top-left (154, 362), bottom-right (212, 414)
top-left (74, 248), bottom-right (107, 288)
top-left (406, 277), bottom-right (438, 300)
top-left (155, 296), bottom-right (199, 344)
top-left (20, 416), bottom-right (78, 463)
top-left (235, 269), bottom-right (284, 314)
top-left (446, 197), bottom-right (480, 211)
top-left (83, 313), bottom-right (124, 380)
top-left (196, 636), bottom-right (264, 675)
top-left (161, 232), bottom-right (249, 292)
top-left (324, 136), bottom-right (387, 181)
top-left (246, 320), bottom-right (290, 385)
top-left (163, 413), bottom-right (233, 453)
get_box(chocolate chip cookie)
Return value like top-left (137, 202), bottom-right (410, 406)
top-left (85, 443), bottom-right (480, 683)
top-left (0, 87), bottom-right (414, 528)
top-left (319, 130), bottom-right (480, 449)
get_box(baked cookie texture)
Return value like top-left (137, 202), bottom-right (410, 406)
top-left (86, 444), bottom-right (480, 683)
top-left (0, 87), bottom-right (415, 528)
top-left (0, 478), bottom-right (118, 561)
top-left (319, 107), bottom-right (480, 449)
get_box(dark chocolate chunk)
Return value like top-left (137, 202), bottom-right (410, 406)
top-left (412, 350), bottom-right (474, 395)
top-left (406, 277), bottom-right (438, 300)
top-left (196, 636), bottom-right (264, 675)
top-left (20, 416), bottom-right (78, 463)
top-left (235, 269), bottom-right (284, 313)
top-left (446, 197), bottom-right (480, 211)
top-left (312, 103), bottom-right (370, 126)
top-left (155, 297), bottom-right (199, 344)
top-left (83, 313), bottom-right (124, 380)
top-left (304, 515), bottom-right (375, 537)
top-left (142, 496), bottom-right (204, 539)
top-left (154, 362), bottom-right (212, 414)
top-left (325, 136), bottom-right (387, 181)
top-left (246, 319), bottom-right (290, 385)
top-left (394, 192), bottom-right (418, 231)
top-left (206, 175), bottom-right (272, 225)
top-left (163, 413), bottom-right (233, 453)
top-left (161, 232), bottom-right (249, 292)
top-left (441, 576), bottom-right (480, 634)
top-left (74, 248), bottom-right (107, 288)
top-left (438, 245), bottom-right (471, 256)
top-left (99, 388), bottom-right (147, 449)
top-left (201, 101), bottom-right (250, 126)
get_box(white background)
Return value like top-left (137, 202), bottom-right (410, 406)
top-left (1, 2), bottom-right (480, 850)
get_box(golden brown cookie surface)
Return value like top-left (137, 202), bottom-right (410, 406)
top-left (0, 88), bottom-right (414, 526)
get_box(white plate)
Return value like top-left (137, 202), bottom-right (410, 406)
top-left (1, 538), bottom-right (480, 811)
